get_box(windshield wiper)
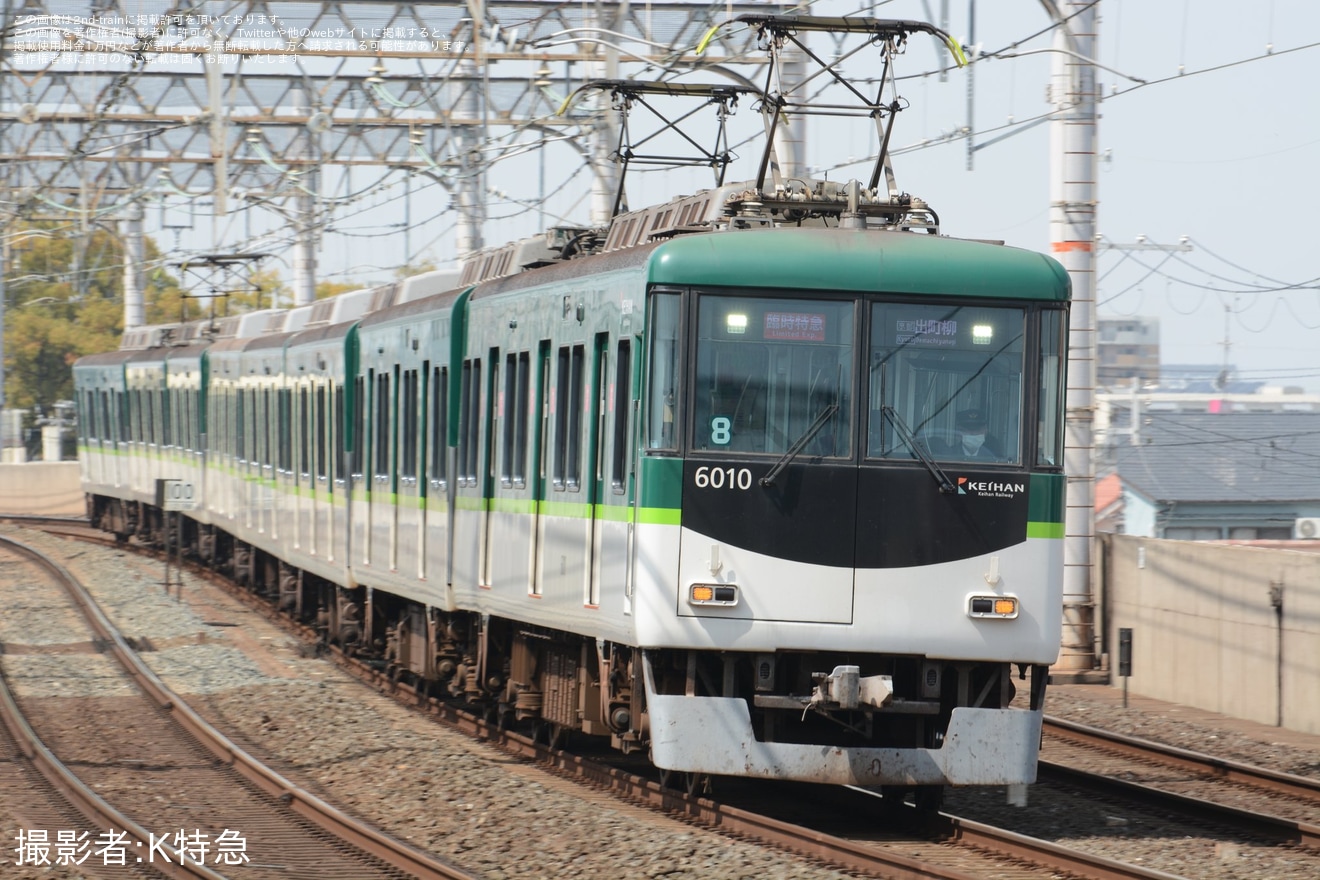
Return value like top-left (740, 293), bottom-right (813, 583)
top-left (759, 401), bottom-right (839, 488)
top-left (881, 405), bottom-right (955, 494)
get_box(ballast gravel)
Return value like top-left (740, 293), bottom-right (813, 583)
top-left (6, 523), bottom-right (1320, 880)
top-left (0, 528), bottom-right (850, 880)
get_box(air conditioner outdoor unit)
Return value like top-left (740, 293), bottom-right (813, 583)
top-left (1295, 518), bottom-right (1320, 539)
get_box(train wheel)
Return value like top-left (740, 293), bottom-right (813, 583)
top-left (531, 720), bottom-right (566, 749)
top-left (879, 785), bottom-right (911, 810)
top-left (657, 769), bottom-right (710, 795)
top-left (914, 785), bottom-right (944, 812)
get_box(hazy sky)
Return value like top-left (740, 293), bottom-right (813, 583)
top-left (811, 0), bottom-right (1320, 393)
top-left (172, 1), bottom-right (1319, 391)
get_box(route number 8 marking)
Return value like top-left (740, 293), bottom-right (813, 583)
top-left (695, 466), bottom-right (753, 490)
top-left (710, 416), bottom-right (732, 445)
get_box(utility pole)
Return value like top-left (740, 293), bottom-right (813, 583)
top-left (1045, 0), bottom-right (1099, 672)
top-left (586, 1), bottom-right (621, 224)
top-left (291, 82), bottom-right (318, 307)
top-left (122, 152), bottom-right (147, 329)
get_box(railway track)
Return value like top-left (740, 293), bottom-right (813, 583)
top-left (9, 517), bottom-right (1315, 879)
top-left (1039, 716), bottom-right (1320, 844)
top-left (1043, 715), bottom-right (1320, 808)
top-left (0, 533), bottom-right (474, 880)
top-left (0, 624), bottom-right (162, 878)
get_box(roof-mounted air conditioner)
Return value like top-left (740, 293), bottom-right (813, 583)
top-left (1295, 518), bottom-right (1320, 539)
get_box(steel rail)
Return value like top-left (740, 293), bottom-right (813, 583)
top-left (1045, 714), bottom-right (1320, 803)
top-left (25, 522), bottom-right (1197, 880)
top-left (1038, 759), bottom-right (1320, 850)
top-left (0, 533), bottom-right (476, 880)
top-left (937, 813), bottom-right (1187, 880)
top-left (0, 538), bottom-right (225, 880)
top-left (347, 648), bottom-right (1191, 879)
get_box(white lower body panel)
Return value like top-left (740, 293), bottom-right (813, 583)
top-left (644, 668), bottom-right (1041, 786)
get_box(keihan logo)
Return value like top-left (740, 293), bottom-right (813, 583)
top-left (957, 477), bottom-right (1026, 498)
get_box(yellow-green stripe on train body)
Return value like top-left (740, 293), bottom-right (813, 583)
top-left (75, 222), bottom-right (1070, 789)
top-left (376, 226), bottom-right (1070, 785)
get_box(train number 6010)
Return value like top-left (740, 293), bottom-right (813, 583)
top-left (694, 466), bottom-right (753, 490)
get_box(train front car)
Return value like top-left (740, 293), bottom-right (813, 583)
top-left (634, 228), bottom-right (1069, 794)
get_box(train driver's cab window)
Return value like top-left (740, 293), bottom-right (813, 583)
top-left (692, 294), bottom-right (853, 457)
top-left (868, 302), bottom-right (1025, 465)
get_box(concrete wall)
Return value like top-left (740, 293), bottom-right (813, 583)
top-left (1102, 533), bottom-right (1320, 735)
top-left (0, 462), bottom-right (84, 516)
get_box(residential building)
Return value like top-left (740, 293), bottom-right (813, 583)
top-left (1112, 411), bottom-right (1320, 540)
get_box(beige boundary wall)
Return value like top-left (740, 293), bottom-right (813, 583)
top-left (0, 462), bottom-right (85, 516)
top-left (1102, 533), bottom-right (1320, 735)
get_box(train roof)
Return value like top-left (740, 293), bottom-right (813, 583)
top-left (73, 350), bottom-right (136, 369)
top-left (646, 228), bottom-right (1071, 301)
top-left (466, 227), bottom-right (1069, 303)
top-left (287, 320), bottom-right (357, 349)
top-left (468, 240), bottom-right (663, 301)
top-left (356, 287), bottom-right (467, 330)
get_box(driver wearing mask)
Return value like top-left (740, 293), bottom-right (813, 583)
top-left (952, 408), bottom-right (1002, 461)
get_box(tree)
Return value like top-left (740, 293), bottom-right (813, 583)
top-left (2, 222), bottom-right (183, 408)
top-left (316, 279), bottom-right (362, 299)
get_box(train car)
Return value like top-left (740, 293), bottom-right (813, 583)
top-left (410, 223), bottom-right (1069, 794)
top-left (75, 15), bottom-right (1069, 803)
top-left (277, 287), bottom-right (378, 595)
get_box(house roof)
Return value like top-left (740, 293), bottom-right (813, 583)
top-left (1094, 473), bottom-right (1123, 511)
top-left (1116, 412), bottom-right (1320, 503)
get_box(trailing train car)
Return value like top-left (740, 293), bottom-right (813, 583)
top-left (74, 15), bottom-right (1069, 804)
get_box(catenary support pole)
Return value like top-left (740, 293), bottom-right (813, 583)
top-left (1047, 0), bottom-right (1098, 670)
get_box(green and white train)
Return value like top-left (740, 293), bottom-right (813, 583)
top-left (75, 14), bottom-right (1069, 802)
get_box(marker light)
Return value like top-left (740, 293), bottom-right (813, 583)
top-left (971, 324), bottom-right (994, 344)
top-left (689, 584), bottom-right (739, 606)
top-left (968, 595), bottom-right (1019, 619)
top-left (726, 313), bottom-right (748, 335)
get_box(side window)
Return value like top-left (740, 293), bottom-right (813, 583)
top-left (255, 389), bottom-right (264, 466)
top-left (235, 388), bottom-right (246, 460)
top-left (316, 385), bottom-right (328, 480)
top-left (262, 387), bottom-right (273, 468)
top-left (167, 388), bottom-right (175, 447)
top-left (299, 387), bottom-right (310, 477)
top-left (501, 352), bottom-right (530, 488)
top-left (375, 372), bottom-right (390, 476)
top-left (250, 389), bottom-right (259, 465)
top-left (646, 292), bottom-right (680, 451)
top-left (611, 339), bottom-right (632, 493)
top-left (144, 387), bottom-right (155, 445)
top-left (82, 390), bottom-right (95, 442)
top-left (514, 353), bottom-right (529, 486)
top-left (400, 369), bottom-right (418, 480)
top-left (458, 359), bottom-right (481, 485)
top-left (1036, 309), bottom-right (1067, 467)
top-left (470, 359), bottom-right (482, 485)
top-left (553, 345), bottom-right (585, 491)
top-left (181, 389), bottom-right (191, 451)
top-left (333, 385), bottom-right (346, 481)
top-left (98, 391), bottom-right (110, 443)
top-left (429, 366), bottom-right (448, 485)
top-left (283, 388), bottom-right (294, 472)
top-left (594, 343), bottom-right (609, 487)
top-left (352, 375), bottom-right (366, 479)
